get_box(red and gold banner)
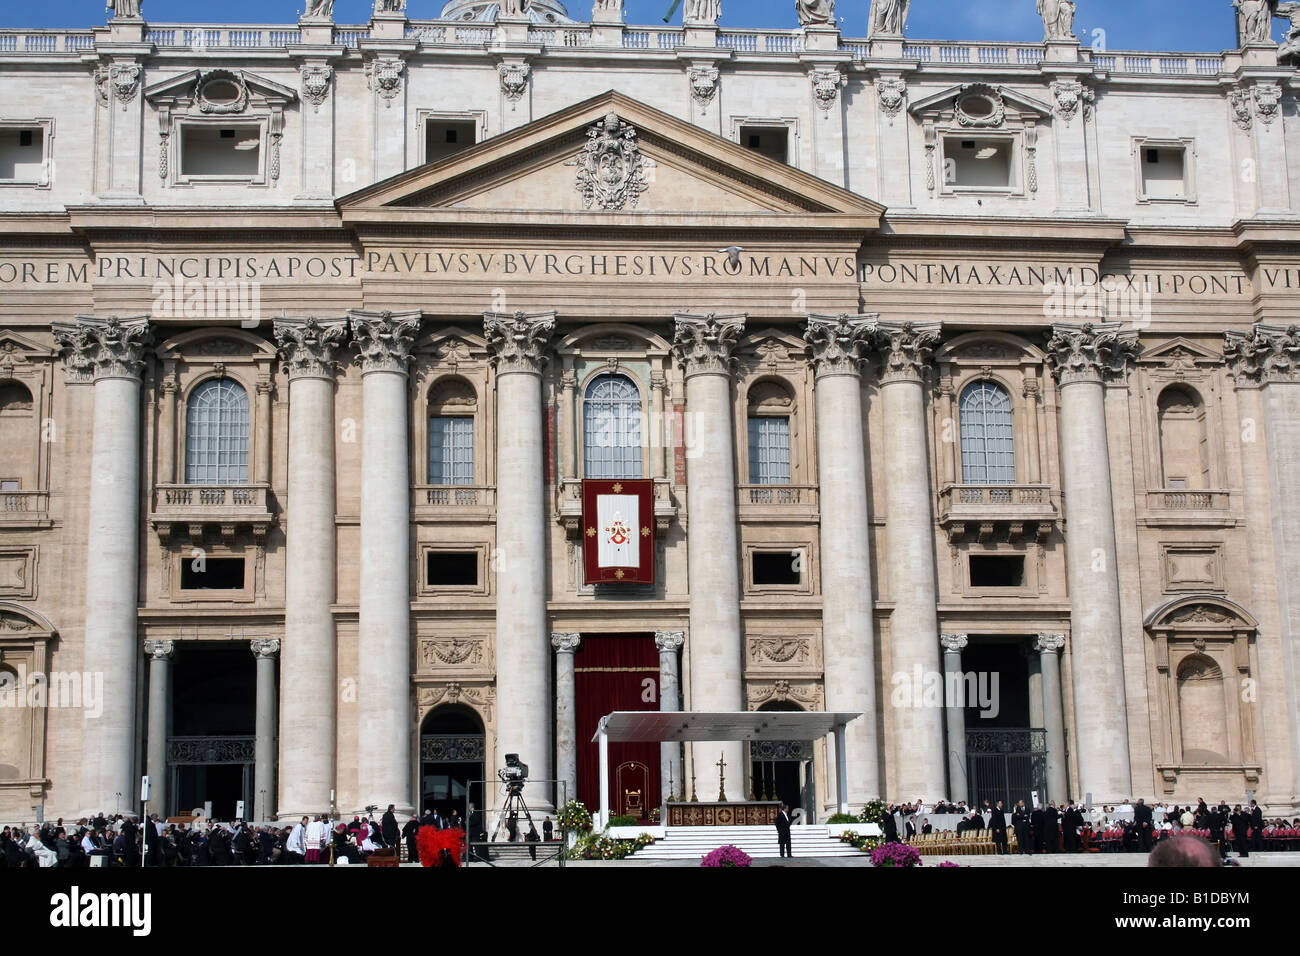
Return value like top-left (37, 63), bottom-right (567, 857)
top-left (581, 479), bottom-right (655, 585)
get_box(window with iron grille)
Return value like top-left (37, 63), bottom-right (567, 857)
top-left (429, 416), bottom-right (474, 485)
top-left (748, 415), bottom-right (791, 484)
top-left (185, 379), bottom-right (249, 484)
top-left (583, 373), bottom-right (642, 479)
top-left (959, 380), bottom-right (1015, 484)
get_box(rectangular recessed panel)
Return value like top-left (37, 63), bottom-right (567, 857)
top-left (594, 710), bottom-right (861, 743)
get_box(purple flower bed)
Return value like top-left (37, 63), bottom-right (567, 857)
top-left (701, 845), bottom-right (753, 868)
top-left (870, 842), bottom-right (922, 868)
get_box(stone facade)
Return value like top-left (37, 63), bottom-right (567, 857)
top-left (1, 3), bottom-right (1299, 821)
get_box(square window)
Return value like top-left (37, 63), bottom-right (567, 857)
top-left (969, 555), bottom-right (1024, 588)
top-left (1141, 147), bottom-right (1186, 199)
top-left (427, 551), bottom-right (478, 587)
top-left (180, 557), bottom-right (246, 590)
top-left (738, 125), bottom-right (789, 164)
top-left (425, 120), bottom-right (477, 164)
top-left (943, 135), bottom-right (1015, 189)
top-left (0, 125), bottom-right (48, 183)
top-left (180, 124), bottom-right (262, 178)
top-left (752, 551), bottom-right (801, 586)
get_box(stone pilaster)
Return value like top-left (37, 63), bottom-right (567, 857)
top-left (251, 639), bottom-right (280, 821)
top-left (486, 310), bottom-right (556, 807)
top-left (273, 318), bottom-right (347, 819)
top-left (142, 640), bottom-right (175, 819)
top-left (804, 313), bottom-right (881, 806)
top-left (1046, 321), bottom-right (1139, 802)
top-left (654, 630), bottom-right (685, 802)
top-left (1034, 633), bottom-right (1069, 803)
top-left (869, 320), bottom-right (948, 800)
top-left (53, 316), bottom-right (151, 817)
top-left (673, 312), bottom-right (746, 801)
top-left (1226, 324), bottom-right (1300, 805)
top-left (350, 309), bottom-right (421, 814)
top-left (940, 633), bottom-right (968, 805)
top-left (552, 633), bottom-right (581, 808)
top-left (294, 60), bottom-right (338, 201)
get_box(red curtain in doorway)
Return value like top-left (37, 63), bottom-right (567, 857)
top-left (574, 634), bottom-right (662, 820)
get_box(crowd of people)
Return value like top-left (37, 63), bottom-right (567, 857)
top-left (878, 796), bottom-right (1300, 858)
top-left (0, 804), bottom-right (479, 868)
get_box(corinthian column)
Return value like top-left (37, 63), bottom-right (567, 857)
top-left (869, 320), bottom-right (947, 800)
top-left (672, 312), bottom-right (746, 800)
top-left (351, 310), bottom-right (421, 814)
top-left (1226, 324), bottom-right (1300, 804)
top-left (142, 640), bottom-right (174, 818)
top-left (251, 638), bottom-right (281, 821)
top-left (1046, 321), bottom-right (1139, 801)
top-left (654, 630), bottom-right (685, 802)
top-left (804, 314), bottom-right (881, 806)
top-left (273, 317), bottom-right (347, 819)
top-left (552, 632), bottom-right (581, 807)
top-left (486, 310), bottom-right (556, 806)
top-left (53, 315), bottom-right (151, 818)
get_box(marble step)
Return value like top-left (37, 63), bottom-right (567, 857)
top-left (630, 825), bottom-right (866, 860)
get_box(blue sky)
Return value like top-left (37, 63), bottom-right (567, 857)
top-left (0, 1), bottom-right (1285, 53)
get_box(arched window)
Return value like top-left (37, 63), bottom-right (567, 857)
top-left (428, 379), bottom-right (477, 486)
top-left (1157, 386), bottom-right (1209, 489)
top-left (0, 381), bottom-right (35, 493)
top-left (959, 380), bottom-right (1015, 484)
top-left (583, 373), bottom-right (642, 479)
top-left (185, 379), bottom-right (249, 484)
top-left (747, 380), bottom-right (794, 485)
top-left (1177, 655), bottom-right (1228, 764)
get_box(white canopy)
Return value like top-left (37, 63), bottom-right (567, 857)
top-left (591, 710), bottom-right (863, 827)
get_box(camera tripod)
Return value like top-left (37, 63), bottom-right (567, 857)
top-left (490, 783), bottom-right (536, 844)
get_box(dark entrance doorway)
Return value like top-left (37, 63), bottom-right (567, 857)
top-left (960, 637), bottom-right (1046, 807)
top-left (749, 702), bottom-right (816, 821)
top-left (419, 705), bottom-right (485, 828)
top-left (573, 633), bottom-right (660, 821)
top-left (169, 643), bottom-right (256, 819)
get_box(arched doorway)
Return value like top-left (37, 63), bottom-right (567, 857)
top-left (419, 705), bottom-right (485, 825)
top-left (749, 702), bottom-right (815, 821)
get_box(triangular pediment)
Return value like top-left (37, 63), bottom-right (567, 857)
top-left (144, 68), bottom-right (297, 106)
top-left (1138, 336), bottom-right (1224, 366)
top-left (909, 83), bottom-right (1052, 121)
top-left (339, 91), bottom-right (883, 228)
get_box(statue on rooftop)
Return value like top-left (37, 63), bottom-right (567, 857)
top-left (685, 0), bottom-right (721, 25)
top-left (869, 0), bottom-right (909, 37)
top-left (1278, 2), bottom-right (1300, 60)
top-left (797, 0), bottom-right (835, 26)
top-left (302, 0), bottom-right (334, 18)
top-left (1233, 0), bottom-right (1274, 44)
top-left (107, 0), bottom-right (142, 18)
top-left (1037, 0), bottom-right (1077, 40)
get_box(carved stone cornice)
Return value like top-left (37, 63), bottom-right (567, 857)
top-left (1225, 324), bottom-right (1300, 387)
top-left (349, 310), bottom-right (422, 375)
top-left (250, 638), bottom-right (281, 658)
top-left (274, 317), bottom-right (348, 381)
top-left (654, 630), bottom-right (685, 653)
top-left (1045, 321), bottom-right (1139, 386)
top-left (484, 310), bottom-right (555, 375)
top-left (672, 312), bottom-right (746, 378)
top-left (143, 640), bottom-right (176, 661)
top-left (52, 315), bottom-right (152, 384)
top-left (804, 312), bottom-right (880, 379)
top-left (551, 632), bottom-right (581, 653)
top-left (416, 681), bottom-right (495, 723)
top-left (868, 320), bottom-right (942, 384)
top-left (1034, 633), bottom-right (1066, 654)
top-left (939, 633), bottom-right (968, 653)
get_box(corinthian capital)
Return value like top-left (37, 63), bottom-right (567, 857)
top-left (1034, 633), bottom-right (1066, 654)
top-left (672, 312), bottom-right (746, 378)
top-left (143, 640), bottom-right (176, 661)
top-left (551, 632), bottom-right (581, 653)
top-left (250, 638), bottom-right (282, 658)
top-left (1045, 321), bottom-right (1139, 386)
top-left (484, 310), bottom-right (555, 375)
top-left (939, 633), bottom-right (968, 653)
top-left (52, 315), bottom-right (152, 383)
top-left (274, 317), bottom-right (348, 381)
top-left (804, 312), bottom-right (880, 378)
top-left (868, 319), bottom-right (942, 384)
top-left (1224, 324), bottom-right (1300, 387)
top-left (349, 309), bottom-right (422, 374)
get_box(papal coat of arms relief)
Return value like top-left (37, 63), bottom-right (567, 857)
top-left (565, 112), bottom-right (656, 211)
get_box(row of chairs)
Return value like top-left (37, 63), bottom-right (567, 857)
top-left (907, 829), bottom-right (1017, 856)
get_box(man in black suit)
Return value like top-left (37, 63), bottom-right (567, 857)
top-left (882, 805), bottom-right (899, 843)
top-left (1249, 800), bottom-right (1264, 852)
top-left (1030, 804), bottom-right (1045, 854)
top-left (1012, 801), bottom-right (1032, 854)
top-left (989, 800), bottom-right (1008, 854)
top-left (774, 803), bottom-right (793, 858)
top-left (1043, 803), bottom-right (1060, 854)
top-left (1134, 799), bottom-right (1154, 853)
top-left (1062, 802), bottom-right (1079, 852)
top-left (381, 805), bottom-right (400, 848)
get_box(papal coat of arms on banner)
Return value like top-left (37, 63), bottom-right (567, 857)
top-left (581, 479), bottom-right (655, 584)
top-left (566, 112), bottom-right (655, 211)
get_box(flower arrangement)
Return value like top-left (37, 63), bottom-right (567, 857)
top-left (649, 807), bottom-right (661, 824)
top-left (701, 845), bottom-right (753, 868)
top-left (838, 831), bottom-right (883, 852)
top-left (569, 832), bottom-right (656, 861)
top-left (870, 841), bottom-right (922, 868)
top-left (859, 799), bottom-right (887, 825)
top-left (937, 861), bottom-right (961, 868)
top-left (557, 800), bottom-right (593, 834)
